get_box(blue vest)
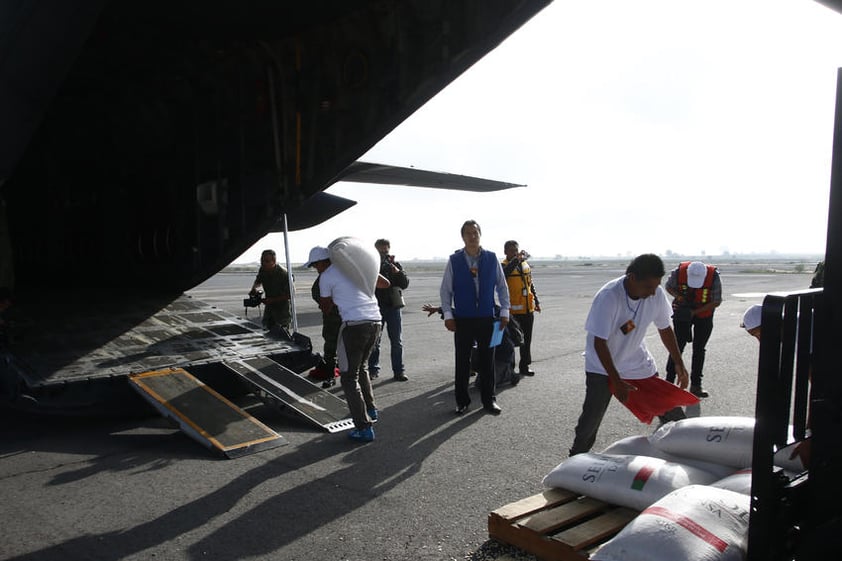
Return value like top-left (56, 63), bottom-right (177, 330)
top-left (450, 249), bottom-right (498, 318)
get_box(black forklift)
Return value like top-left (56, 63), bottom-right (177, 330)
top-left (747, 63), bottom-right (842, 559)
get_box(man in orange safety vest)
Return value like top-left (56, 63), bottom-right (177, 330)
top-left (664, 261), bottom-right (722, 398)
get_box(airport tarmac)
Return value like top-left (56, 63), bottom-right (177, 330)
top-left (0, 259), bottom-right (816, 561)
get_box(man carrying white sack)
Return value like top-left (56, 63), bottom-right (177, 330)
top-left (319, 238), bottom-right (390, 443)
top-left (569, 254), bottom-right (698, 456)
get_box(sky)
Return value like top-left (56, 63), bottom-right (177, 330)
top-left (235, 0), bottom-right (842, 265)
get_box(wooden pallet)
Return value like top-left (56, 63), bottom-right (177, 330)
top-left (488, 488), bottom-right (638, 561)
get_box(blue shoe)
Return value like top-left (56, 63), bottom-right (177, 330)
top-left (368, 408), bottom-right (379, 422)
top-left (348, 427), bottom-right (375, 442)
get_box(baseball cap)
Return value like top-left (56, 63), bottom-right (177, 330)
top-left (687, 261), bottom-right (707, 288)
top-left (305, 246), bottom-right (330, 267)
top-left (742, 304), bottom-right (762, 331)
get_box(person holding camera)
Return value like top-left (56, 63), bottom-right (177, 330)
top-left (368, 239), bottom-right (410, 381)
top-left (664, 260), bottom-right (722, 398)
top-left (248, 249), bottom-right (292, 331)
top-left (502, 240), bottom-right (541, 379)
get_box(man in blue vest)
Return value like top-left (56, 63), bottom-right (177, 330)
top-left (440, 220), bottom-right (511, 415)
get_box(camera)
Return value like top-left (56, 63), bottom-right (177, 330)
top-left (244, 290), bottom-right (263, 308)
top-left (519, 250), bottom-right (531, 261)
top-left (381, 254), bottom-right (396, 271)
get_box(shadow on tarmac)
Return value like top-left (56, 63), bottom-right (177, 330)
top-left (1, 381), bottom-right (493, 561)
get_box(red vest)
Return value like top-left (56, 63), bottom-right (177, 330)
top-left (677, 261), bottom-right (716, 318)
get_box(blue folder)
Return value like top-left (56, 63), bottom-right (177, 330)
top-left (489, 320), bottom-right (504, 348)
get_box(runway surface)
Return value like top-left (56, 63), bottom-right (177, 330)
top-left (0, 259), bottom-right (815, 561)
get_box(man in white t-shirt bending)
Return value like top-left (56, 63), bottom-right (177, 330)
top-left (319, 259), bottom-right (390, 443)
top-left (569, 254), bottom-right (690, 456)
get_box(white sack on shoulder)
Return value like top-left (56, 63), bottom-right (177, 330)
top-left (603, 435), bottom-right (736, 479)
top-left (541, 452), bottom-right (718, 512)
top-left (649, 416), bottom-right (755, 469)
top-left (328, 236), bottom-right (380, 297)
top-left (591, 485), bottom-right (750, 561)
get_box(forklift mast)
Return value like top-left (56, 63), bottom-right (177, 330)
top-left (747, 66), bottom-right (842, 560)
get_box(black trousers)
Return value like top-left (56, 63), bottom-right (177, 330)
top-left (665, 315), bottom-right (714, 387)
top-left (453, 317), bottom-right (496, 407)
top-left (570, 372), bottom-right (686, 457)
top-left (514, 312), bottom-right (534, 373)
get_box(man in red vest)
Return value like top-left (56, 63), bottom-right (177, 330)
top-left (664, 261), bottom-right (722, 397)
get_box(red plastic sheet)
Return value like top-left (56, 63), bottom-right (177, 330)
top-left (609, 375), bottom-right (700, 424)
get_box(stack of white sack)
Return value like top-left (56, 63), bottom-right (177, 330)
top-left (591, 485), bottom-right (750, 561)
top-left (648, 416), bottom-right (756, 469)
top-left (327, 236), bottom-right (380, 297)
top-left (602, 435), bottom-right (736, 479)
top-left (710, 464), bottom-right (803, 496)
top-left (710, 468), bottom-right (753, 495)
top-left (649, 415), bottom-right (805, 473)
top-left (541, 453), bottom-right (719, 511)
top-left (645, 416), bottom-right (809, 501)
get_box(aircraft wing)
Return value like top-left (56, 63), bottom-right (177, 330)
top-left (814, 1), bottom-right (842, 13)
top-left (337, 161), bottom-right (525, 192)
top-left (270, 161), bottom-right (524, 232)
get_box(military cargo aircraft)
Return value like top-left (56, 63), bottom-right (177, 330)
top-left (4, 0), bottom-right (841, 555)
top-left (0, 0), bottom-right (551, 437)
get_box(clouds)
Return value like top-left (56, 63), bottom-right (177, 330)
top-left (237, 0), bottom-right (842, 264)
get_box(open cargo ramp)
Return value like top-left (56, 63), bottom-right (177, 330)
top-left (128, 368), bottom-right (287, 458)
top-left (1, 292), bottom-right (315, 416)
top-left (223, 357), bottom-right (354, 433)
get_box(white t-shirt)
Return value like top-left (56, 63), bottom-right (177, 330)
top-left (584, 276), bottom-right (672, 379)
top-left (319, 264), bottom-right (381, 322)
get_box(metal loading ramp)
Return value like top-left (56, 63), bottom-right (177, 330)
top-left (223, 357), bottom-right (354, 433)
top-left (128, 368), bottom-right (287, 459)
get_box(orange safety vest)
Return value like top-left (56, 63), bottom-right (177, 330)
top-left (676, 261), bottom-right (717, 318)
top-left (503, 258), bottom-right (536, 314)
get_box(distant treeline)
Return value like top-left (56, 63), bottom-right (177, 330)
top-left (224, 255), bottom-right (823, 275)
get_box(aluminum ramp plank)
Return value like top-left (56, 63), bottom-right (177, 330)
top-left (128, 368), bottom-right (287, 458)
top-left (223, 357), bottom-right (354, 433)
